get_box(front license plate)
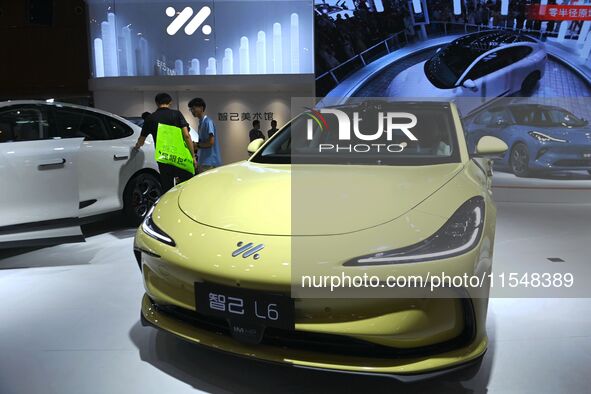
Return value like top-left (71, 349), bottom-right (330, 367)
top-left (195, 282), bottom-right (294, 330)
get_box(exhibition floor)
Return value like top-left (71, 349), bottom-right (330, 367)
top-left (1, 203), bottom-right (591, 394)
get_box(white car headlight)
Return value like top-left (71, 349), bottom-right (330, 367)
top-left (141, 203), bottom-right (176, 246)
top-left (343, 197), bottom-right (485, 266)
top-left (528, 131), bottom-right (567, 143)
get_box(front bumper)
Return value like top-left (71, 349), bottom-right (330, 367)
top-left (141, 293), bottom-right (487, 378)
top-left (529, 143), bottom-right (591, 171)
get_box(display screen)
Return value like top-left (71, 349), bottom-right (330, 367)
top-left (87, 0), bottom-right (314, 77)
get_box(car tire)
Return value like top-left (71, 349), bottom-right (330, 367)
top-left (521, 72), bottom-right (540, 94)
top-left (510, 143), bottom-right (532, 177)
top-left (123, 172), bottom-right (162, 226)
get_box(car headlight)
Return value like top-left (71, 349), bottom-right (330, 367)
top-left (343, 197), bottom-right (484, 266)
top-left (141, 203), bottom-right (176, 246)
top-left (528, 131), bottom-right (567, 143)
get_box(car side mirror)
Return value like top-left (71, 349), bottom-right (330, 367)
top-left (247, 138), bottom-right (265, 155)
top-left (462, 79), bottom-right (477, 90)
top-left (475, 136), bottom-right (508, 157)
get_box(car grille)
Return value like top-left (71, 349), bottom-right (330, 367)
top-left (153, 298), bottom-right (476, 359)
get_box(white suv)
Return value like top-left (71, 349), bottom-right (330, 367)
top-left (0, 101), bottom-right (160, 248)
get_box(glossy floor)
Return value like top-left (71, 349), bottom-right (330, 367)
top-left (1, 203), bottom-right (591, 394)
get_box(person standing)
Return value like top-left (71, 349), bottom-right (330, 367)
top-left (267, 120), bottom-right (279, 139)
top-left (134, 93), bottom-right (196, 192)
top-left (249, 120), bottom-right (265, 142)
top-left (188, 97), bottom-right (222, 173)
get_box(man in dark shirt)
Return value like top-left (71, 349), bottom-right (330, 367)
top-left (267, 119), bottom-right (279, 139)
top-left (134, 92), bottom-right (196, 192)
top-left (248, 120), bottom-right (265, 142)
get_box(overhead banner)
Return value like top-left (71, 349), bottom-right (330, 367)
top-left (528, 5), bottom-right (591, 21)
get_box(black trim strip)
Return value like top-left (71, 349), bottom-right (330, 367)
top-left (0, 218), bottom-right (79, 236)
top-left (79, 199), bottom-right (97, 209)
top-left (0, 235), bottom-right (84, 250)
top-left (150, 293), bottom-right (477, 360)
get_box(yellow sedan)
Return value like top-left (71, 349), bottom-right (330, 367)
top-left (134, 101), bottom-right (507, 380)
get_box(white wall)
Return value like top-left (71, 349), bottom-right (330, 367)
top-left (90, 74), bottom-right (314, 164)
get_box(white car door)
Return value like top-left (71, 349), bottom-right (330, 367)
top-left (53, 106), bottom-right (136, 217)
top-left (0, 104), bottom-right (83, 248)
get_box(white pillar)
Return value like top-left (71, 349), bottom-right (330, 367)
top-left (501, 0), bottom-right (509, 16)
top-left (256, 31), bottom-right (266, 74)
top-left (453, 0), bottom-right (461, 15)
top-left (290, 13), bottom-right (300, 73)
top-left (205, 57), bottom-right (217, 75)
top-left (93, 38), bottom-right (104, 78)
top-left (122, 26), bottom-right (135, 76)
top-left (101, 13), bottom-right (118, 76)
top-left (222, 48), bottom-right (234, 74)
top-left (137, 37), bottom-right (149, 76)
top-left (273, 23), bottom-right (283, 73)
top-left (189, 58), bottom-right (200, 75)
top-left (174, 59), bottom-right (183, 75)
top-left (239, 36), bottom-right (250, 74)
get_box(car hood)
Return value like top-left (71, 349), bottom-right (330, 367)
top-left (387, 61), bottom-right (451, 98)
top-left (177, 161), bottom-right (464, 236)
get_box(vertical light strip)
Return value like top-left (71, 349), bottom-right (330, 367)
top-left (256, 31), bottom-right (267, 74)
top-left (374, 0), bottom-right (384, 12)
top-left (222, 48), bottom-right (233, 74)
top-left (412, 0), bottom-right (422, 14)
top-left (122, 26), bottom-right (135, 76)
top-left (453, 0), bottom-right (461, 15)
top-left (189, 58), bottom-right (200, 75)
top-left (93, 38), bottom-right (104, 78)
top-left (290, 13), bottom-right (300, 73)
top-left (138, 37), bottom-right (149, 76)
top-left (101, 13), bottom-right (118, 76)
top-left (205, 57), bottom-right (217, 75)
top-left (273, 23), bottom-right (283, 73)
top-left (174, 59), bottom-right (183, 75)
top-left (501, 0), bottom-right (509, 15)
top-left (239, 36), bottom-right (250, 74)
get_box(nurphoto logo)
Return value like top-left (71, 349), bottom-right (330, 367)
top-left (305, 108), bottom-right (418, 153)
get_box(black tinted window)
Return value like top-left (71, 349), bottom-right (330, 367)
top-left (105, 117), bottom-right (134, 139)
top-left (55, 109), bottom-right (108, 140)
top-left (0, 106), bottom-right (49, 142)
top-left (466, 48), bottom-right (514, 81)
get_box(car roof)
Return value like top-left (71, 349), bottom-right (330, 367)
top-left (323, 100), bottom-right (453, 112)
top-left (0, 100), bottom-right (134, 125)
top-left (451, 30), bottom-right (536, 53)
top-left (487, 103), bottom-right (564, 112)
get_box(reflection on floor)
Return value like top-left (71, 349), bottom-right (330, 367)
top-left (1, 203), bottom-right (591, 394)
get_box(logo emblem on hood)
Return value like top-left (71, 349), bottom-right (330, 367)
top-left (232, 242), bottom-right (264, 260)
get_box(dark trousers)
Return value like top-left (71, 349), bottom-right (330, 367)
top-left (158, 162), bottom-right (193, 192)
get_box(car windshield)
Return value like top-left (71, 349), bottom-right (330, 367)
top-left (251, 104), bottom-right (460, 166)
top-left (424, 45), bottom-right (482, 89)
top-left (510, 106), bottom-right (587, 127)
